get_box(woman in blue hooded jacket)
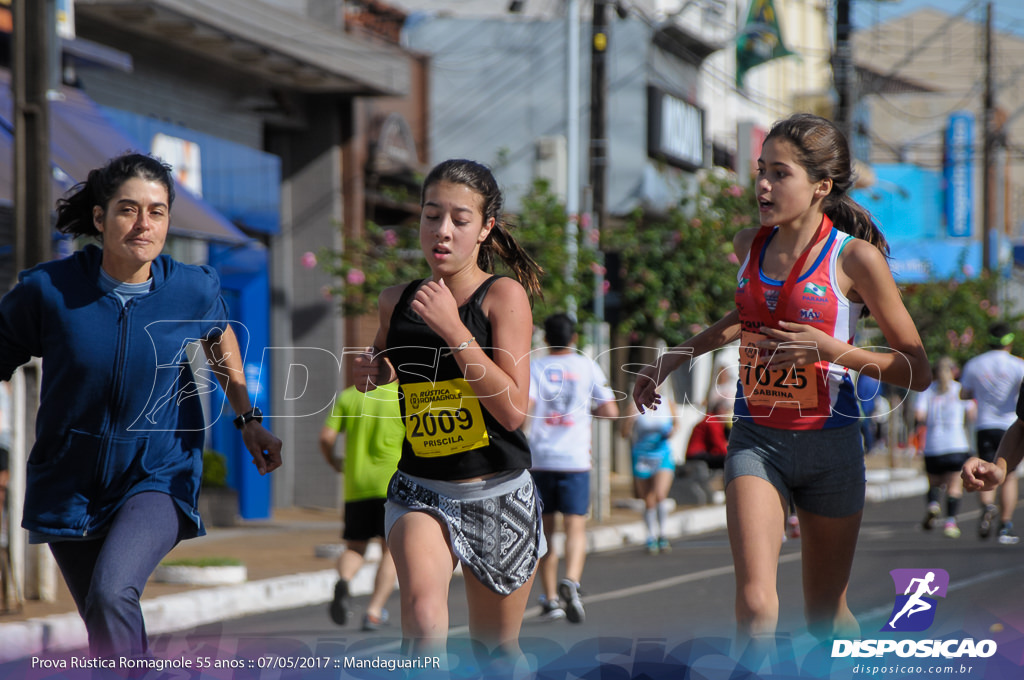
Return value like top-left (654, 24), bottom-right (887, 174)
top-left (0, 153), bottom-right (283, 659)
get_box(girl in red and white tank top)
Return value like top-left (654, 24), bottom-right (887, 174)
top-left (632, 114), bottom-right (931, 654)
top-left (733, 215), bottom-right (863, 430)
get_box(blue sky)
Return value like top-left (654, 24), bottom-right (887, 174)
top-left (854, 0), bottom-right (1024, 36)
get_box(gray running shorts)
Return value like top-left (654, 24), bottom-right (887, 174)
top-left (725, 419), bottom-right (866, 518)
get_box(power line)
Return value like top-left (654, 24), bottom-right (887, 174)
top-left (854, 0), bottom-right (985, 100)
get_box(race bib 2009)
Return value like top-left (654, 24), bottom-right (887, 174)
top-left (403, 378), bottom-right (490, 457)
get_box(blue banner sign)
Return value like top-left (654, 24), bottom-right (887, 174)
top-left (944, 112), bottom-right (973, 238)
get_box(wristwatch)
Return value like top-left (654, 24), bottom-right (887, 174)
top-left (233, 407), bottom-right (263, 430)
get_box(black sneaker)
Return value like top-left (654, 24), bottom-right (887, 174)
top-left (921, 502), bottom-right (940, 531)
top-left (998, 522), bottom-right (1020, 545)
top-left (979, 504), bottom-right (998, 539)
top-left (558, 579), bottom-right (585, 624)
top-left (329, 580), bottom-right (350, 625)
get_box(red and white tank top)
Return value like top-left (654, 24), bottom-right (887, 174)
top-left (733, 217), bottom-right (863, 430)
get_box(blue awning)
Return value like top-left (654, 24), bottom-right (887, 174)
top-left (0, 69), bottom-right (248, 244)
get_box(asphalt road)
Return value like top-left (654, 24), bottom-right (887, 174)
top-left (142, 492), bottom-right (1024, 679)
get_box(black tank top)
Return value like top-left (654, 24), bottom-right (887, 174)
top-left (385, 276), bottom-right (532, 480)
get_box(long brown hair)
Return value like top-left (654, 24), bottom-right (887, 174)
top-left (421, 159), bottom-right (543, 300)
top-left (764, 114), bottom-right (889, 258)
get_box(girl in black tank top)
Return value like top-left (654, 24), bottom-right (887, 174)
top-left (386, 275), bottom-right (531, 480)
top-left (351, 160), bottom-right (543, 663)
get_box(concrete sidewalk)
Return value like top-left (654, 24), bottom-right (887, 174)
top-left (0, 468), bottom-right (927, 663)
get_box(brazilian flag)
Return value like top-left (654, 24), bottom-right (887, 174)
top-left (736, 0), bottom-right (797, 88)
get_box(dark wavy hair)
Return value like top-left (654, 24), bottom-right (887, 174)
top-left (55, 153), bottom-right (175, 238)
top-left (421, 159), bottom-right (543, 300)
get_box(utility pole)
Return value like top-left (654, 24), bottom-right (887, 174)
top-left (982, 1), bottom-right (994, 275)
top-left (589, 0), bottom-right (610, 522)
top-left (566, 0), bottom-right (581, 320)
top-left (834, 0), bottom-right (853, 144)
top-left (12, 0), bottom-right (56, 605)
top-left (589, 0), bottom-right (608, 276)
top-left (13, 0), bottom-right (53, 274)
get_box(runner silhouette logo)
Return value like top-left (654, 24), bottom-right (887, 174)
top-left (883, 568), bottom-right (949, 632)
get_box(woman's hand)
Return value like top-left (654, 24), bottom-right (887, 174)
top-left (632, 363), bottom-right (665, 414)
top-left (410, 279), bottom-right (464, 342)
top-left (961, 456), bottom-right (1007, 492)
top-left (758, 321), bottom-right (837, 369)
top-left (242, 422), bottom-right (283, 475)
top-left (353, 348), bottom-right (393, 392)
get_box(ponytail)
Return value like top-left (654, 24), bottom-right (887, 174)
top-left (478, 218), bottom-right (544, 301)
top-left (826, 194), bottom-right (889, 259)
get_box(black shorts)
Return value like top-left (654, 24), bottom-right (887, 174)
top-left (342, 497), bottom-right (387, 542)
top-left (976, 429), bottom-right (1007, 463)
top-left (924, 452), bottom-right (969, 475)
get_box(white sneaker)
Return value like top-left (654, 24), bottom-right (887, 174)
top-left (537, 595), bottom-right (566, 621)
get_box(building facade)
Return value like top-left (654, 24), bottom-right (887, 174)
top-left (853, 7), bottom-right (1024, 278)
top-left (4, 0), bottom-right (427, 515)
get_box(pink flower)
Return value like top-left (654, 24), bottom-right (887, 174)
top-left (383, 229), bottom-right (399, 247)
top-left (602, 280), bottom-right (611, 294)
top-left (658, 298), bottom-right (671, 311)
top-left (962, 264), bottom-right (975, 277)
top-left (301, 251), bottom-right (317, 269)
top-left (980, 299), bottom-right (990, 310)
top-left (728, 184), bottom-right (744, 197)
top-left (347, 269), bottom-right (366, 285)
top-left (728, 252), bottom-right (740, 264)
top-left (591, 262), bottom-right (607, 276)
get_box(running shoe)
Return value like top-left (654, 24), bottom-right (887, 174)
top-left (942, 519), bottom-right (961, 539)
top-left (646, 538), bottom-right (659, 555)
top-left (922, 502), bottom-right (940, 531)
top-left (537, 595), bottom-right (566, 621)
top-left (329, 579), bottom-right (350, 625)
top-left (998, 522), bottom-right (1020, 545)
top-left (362, 609), bottom-right (390, 631)
top-left (558, 579), bottom-right (586, 624)
top-left (979, 504), bottom-right (998, 539)
top-left (658, 537), bottom-right (672, 553)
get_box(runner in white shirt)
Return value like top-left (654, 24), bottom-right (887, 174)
top-left (915, 357), bottom-right (975, 538)
top-left (959, 323), bottom-right (1024, 544)
top-left (528, 314), bottom-right (618, 623)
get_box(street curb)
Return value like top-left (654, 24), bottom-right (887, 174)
top-left (0, 474), bottom-right (926, 662)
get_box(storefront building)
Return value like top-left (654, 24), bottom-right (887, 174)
top-left (1, 0), bottom-right (426, 514)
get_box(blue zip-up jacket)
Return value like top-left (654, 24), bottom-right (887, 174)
top-left (0, 245), bottom-right (230, 538)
